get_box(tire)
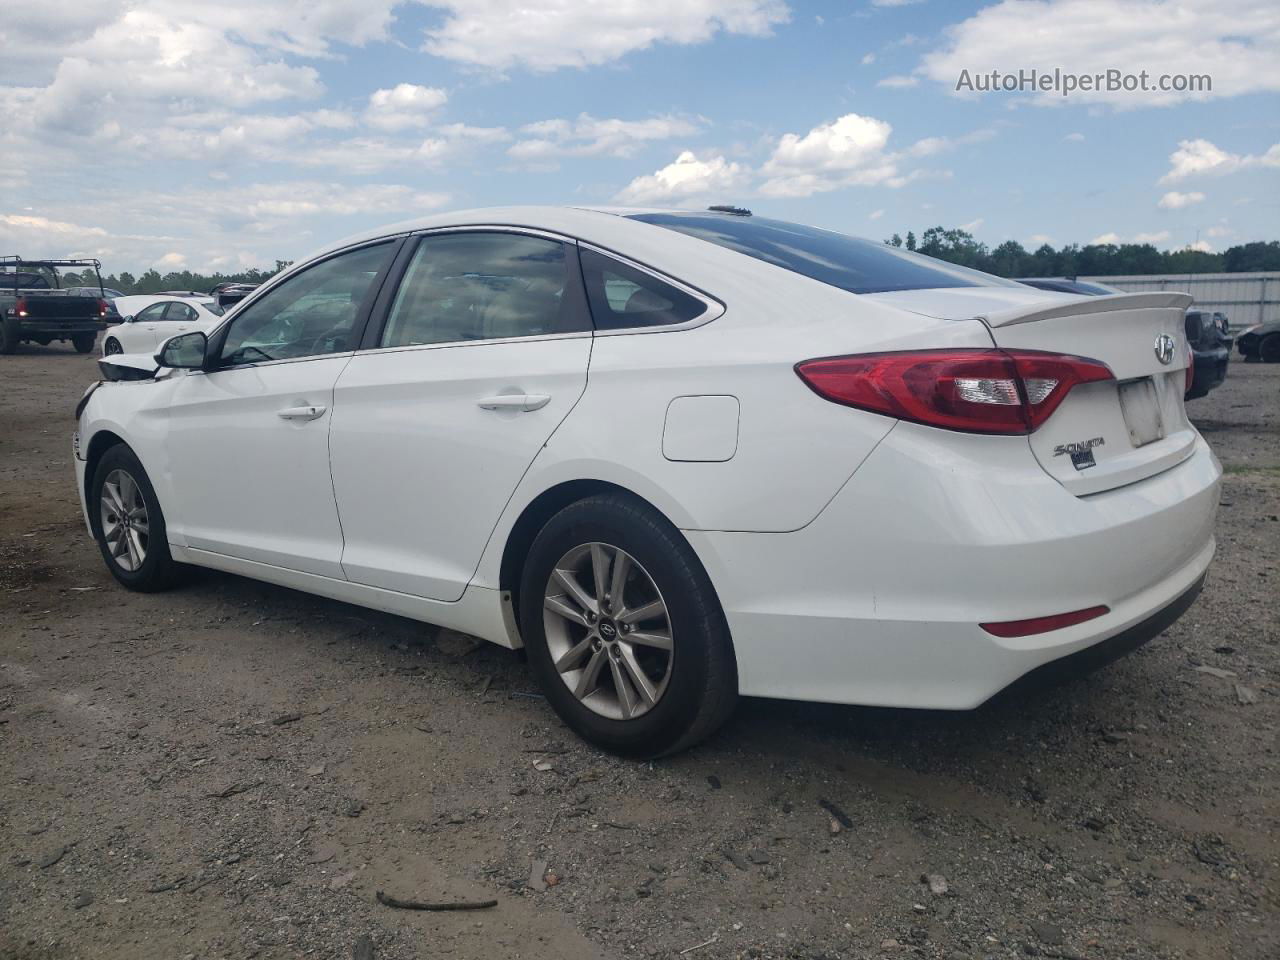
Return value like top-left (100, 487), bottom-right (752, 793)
top-left (90, 444), bottom-right (185, 592)
top-left (518, 494), bottom-right (737, 758)
top-left (0, 317), bottom-right (19, 354)
top-left (1262, 334), bottom-right (1280, 364)
top-left (73, 332), bottom-right (97, 353)
top-left (103, 337), bottom-right (123, 356)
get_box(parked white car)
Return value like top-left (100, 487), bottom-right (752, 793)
top-left (103, 296), bottom-right (225, 356)
top-left (73, 207), bottom-right (1221, 756)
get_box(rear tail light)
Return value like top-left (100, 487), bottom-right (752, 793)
top-left (1185, 343), bottom-right (1194, 393)
top-left (14, 297), bottom-right (28, 318)
top-left (795, 349), bottom-right (1114, 435)
top-left (98, 298), bottom-right (109, 318)
top-left (981, 605), bottom-right (1110, 638)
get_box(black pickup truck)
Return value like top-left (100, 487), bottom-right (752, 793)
top-left (0, 257), bottom-right (111, 354)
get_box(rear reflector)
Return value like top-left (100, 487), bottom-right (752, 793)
top-left (980, 605), bottom-right (1110, 638)
top-left (795, 349), bottom-right (1113, 435)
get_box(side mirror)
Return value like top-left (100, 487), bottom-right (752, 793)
top-left (156, 330), bottom-right (208, 370)
top-left (123, 315), bottom-right (135, 323)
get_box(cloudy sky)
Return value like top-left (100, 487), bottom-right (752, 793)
top-left (2, 0), bottom-right (1277, 273)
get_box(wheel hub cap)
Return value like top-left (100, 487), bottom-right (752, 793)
top-left (542, 542), bottom-right (673, 721)
top-left (100, 468), bottom-right (149, 572)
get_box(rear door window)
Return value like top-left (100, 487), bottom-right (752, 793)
top-left (379, 232), bottom-right (589, 348)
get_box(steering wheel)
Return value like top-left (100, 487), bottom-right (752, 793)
top-left (308, 326), bottom-right (350, 354)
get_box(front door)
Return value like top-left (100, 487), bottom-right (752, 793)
top-left (164, 241), bottom-right (397, 577)
top-left (329, 230), bottom-right (593, 601)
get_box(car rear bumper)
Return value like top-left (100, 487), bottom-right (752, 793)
top-left (18, 319), bottom-right (107, 336)
top-left (685, 422), bottom-right (1221, 709)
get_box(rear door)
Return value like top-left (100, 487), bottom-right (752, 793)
top-left (328, 229), bottom-right (593, 602)
top-left (983, 293), bottom-right (1195, 496)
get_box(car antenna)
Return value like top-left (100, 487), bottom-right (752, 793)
top-left (707, 205), bottom-right (752, 216)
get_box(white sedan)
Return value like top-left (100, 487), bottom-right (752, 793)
top-left (73, 206), bottom-right (1221, 756)
top-left (102, 296), bottom-right (225, 356)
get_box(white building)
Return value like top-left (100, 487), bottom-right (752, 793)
top-left (1080, 272), bottom-right (1279, 330)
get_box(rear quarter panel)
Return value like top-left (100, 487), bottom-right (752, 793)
top-left (469, 269), bottom-right (997, 589)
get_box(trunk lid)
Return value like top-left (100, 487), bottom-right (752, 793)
top-left (867, 289), bottom-right (1197, 496)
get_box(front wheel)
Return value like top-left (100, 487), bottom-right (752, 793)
top-left (103, 337), bottom-right (123, 356)
top-left (73, 332), bottom-right (97, 353)
top-left (519, 494), bottom-right (737, 758)
top-left (90, 444), bottom-right (185, 591)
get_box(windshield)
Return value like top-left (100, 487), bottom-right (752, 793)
top-left (628, 213), bottom-right (1022, 295)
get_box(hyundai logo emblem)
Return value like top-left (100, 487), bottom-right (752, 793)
top-left (598, 621), bottom-right (617, 640)
top-left (1154, 333), bottom-right (1176, 365)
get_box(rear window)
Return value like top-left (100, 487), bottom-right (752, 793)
top-left (629, 213), bottom-right (1021, 295)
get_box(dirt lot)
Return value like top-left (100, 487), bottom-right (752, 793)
top-left (1, 344), bottom-right (1276, 960)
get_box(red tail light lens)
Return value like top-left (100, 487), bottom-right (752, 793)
top-left (15, 297), bottom-right (29, 318)
top-left (981, 605), bottom-right (1110, 638)
top-left (795, 349), bottom-right (1114, 435)
top-left (98, 298), bottom-right (109, 318)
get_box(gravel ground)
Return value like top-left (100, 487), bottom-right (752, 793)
top-left (1, 345), bottom-right (1276, 960)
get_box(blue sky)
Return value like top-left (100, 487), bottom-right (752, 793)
top-left (2, 1), bottom-right (1277, 272)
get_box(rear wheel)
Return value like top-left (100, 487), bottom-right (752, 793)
top-left (103, 337), bottom-right (123, 356)
top-left (519, 494), bottom-right (737, 757)
top-left (90, 444), bottom-right (185, 592)
top-left (1262, 334), bottom-right (1280, 363)
top-left (73, 332), bottom-right (97, 354)
top-left (0, 318), bottom-right (19, 354)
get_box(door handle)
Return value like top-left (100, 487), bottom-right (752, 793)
top-left (477, 394), bottom-right (551, 412)
top-left (277, 404), bottom-right (327, 421)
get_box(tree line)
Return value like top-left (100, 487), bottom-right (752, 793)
top-left (56, 261), bottom-right (293, 295)
top-left (885, 228), bottom-right (1280, 277)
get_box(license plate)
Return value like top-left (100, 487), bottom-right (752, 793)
top-left (1118, 378), bottom-right (1165, 447)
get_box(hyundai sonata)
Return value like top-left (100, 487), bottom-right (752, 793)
top-left (73, 206), bottom-right (1221, 756)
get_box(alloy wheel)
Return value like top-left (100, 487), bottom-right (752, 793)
top-left (100, 469), bottom-right (149, 572)
top-left (104, 339), bottom-right (123, 355)
top-left (542, 542), bottom-right (673, 720)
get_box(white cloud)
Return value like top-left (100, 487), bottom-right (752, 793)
top-left (871, 0), bottom-right (923, 6)
top-left (422, 0), bottom-right (790, 71)
top-left (1186, 240), bottom-right (1213, 253)
top-left (615, 151), bottom-right (749, 205)
top-left (365, 84), bottom-right (448, 131)
top-left (509, 114), bottom-right (700, 162)
top-left (960, 218), bottom-right (985, 232)
top-left (1158, 190), bottom-right (1205, 209)
top-left (1028, 234), bottom-right (1053, 246)
top-left (0, 213), bottom-right (108, 239)
top-left (861, 53), bottom-right (876, 65)
top-left (1064, 132), bottom-right (1085, 142)
top-left (868, 209), bottom-right (885, 220)
top-left (1206, 225), bottom-right (1232, 238)
top-left (758, 113), bottom-right (900, 197)
top-left (877, 74), bottom-right (919, 88)
top-left (1, 180), bottom-right (450, 273)
top-left (1089, 230), bottom-right (1176, 247)
top-left (921, 0), bottom-right (1280, 107)
top-left (1160, 138), bottom-right (1280, 182)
